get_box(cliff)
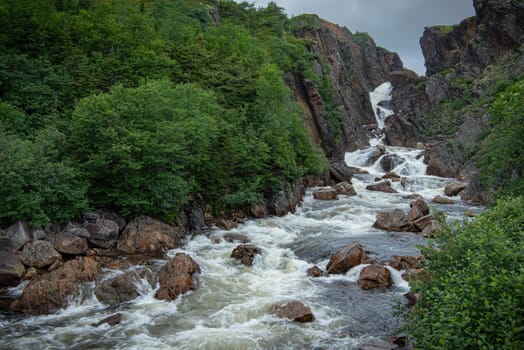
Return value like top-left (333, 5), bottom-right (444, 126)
top-left (384, 0), bottom-right (524, 201)
top-left (285, 17), bottom-right (404, 160)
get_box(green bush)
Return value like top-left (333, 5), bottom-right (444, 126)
top-left (405, 196), bottom-right (524, 349)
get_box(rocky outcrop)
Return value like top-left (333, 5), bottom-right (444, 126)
top-left (155, 253), bottom-right (201, 301)
top-left (326, 242), bottom-right (371, 274)
top-left (231, 244), bottom-right (262, 266)
top-left (116, 216), bottom-right (185, 255)
top-left (271, 300), bottom-right (315, 323)
top-left (358, 265), bottom-right (392, 290)
top-left (287, 17), bottom-right (405, 160)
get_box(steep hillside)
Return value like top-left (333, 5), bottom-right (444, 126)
top-left (386, 0), bottom-right (524, 202)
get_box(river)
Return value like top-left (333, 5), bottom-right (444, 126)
top-left (0, 83), bottom-right (482, 350)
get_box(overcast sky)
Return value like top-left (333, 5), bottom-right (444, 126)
top-left (237, 0), bottom-right (475, 75)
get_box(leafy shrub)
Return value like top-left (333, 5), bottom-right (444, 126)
top-left (405, 196), bottom-right (524, 349)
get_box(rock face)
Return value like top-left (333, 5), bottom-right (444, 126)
top-left (286, 17), bottom-right (405, 160)
top-left (117, 216), bottom-right (185, 255)
top-left (313, 187), bottom-right (338, 200)
top-left (326, 242), bottom-right (371, 274)
top-left (231, 244), bottom-right (262, 266)
top-left (358, 265), bottom-right (392, 290)
top-left (0, 238), bottom-right (25, 287)
top-left (155, 253), bottom-right (201, 301)
top-left (19, 240), bottom-right (62, 269)
top-left (95, 267), bottom-right (154, 306)
top-left (271, 300), bottom-right (315, 323)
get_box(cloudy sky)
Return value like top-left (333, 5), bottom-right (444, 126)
top-left (237, 0), bottom-right (475, 75)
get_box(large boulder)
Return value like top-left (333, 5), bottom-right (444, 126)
top-left (231, 244), bottom-right (262, 266)
top-left (358, 265), bottom-right (392, 290)
top-left (326, 242), bottom-right (371, 274)
top-left (334, 182), bottom-right (357, 196)
top-left (5, 221), bottom-right (32, 251)
top-left (366, 181), bottom-right (398, 194)
top-left (0, 238), bottom-right (26, 287)
top-left (373, 209), bottom-right (414, 232)
top-left (155, 253), bottom-right (201, 301)
top-left (54, 232), bottom-right (89, 255)
top-left (271, 300), bottom-right (315, 323)
top-left (19, 240), bottom-right (62, 269)
top-left (95, 267), bottom-right (154, 306)
top-left (10, 279), bottom-right (80, 315)
top-left (312, 187), bottom-right (338, 200)
top-left (116, 216), bottom-right (185, 255)
top-left (444, 182), bottom-right (467, 196)
top-left (380, 154), bottom-right (404, 172)
top-left (405, 199), bottom-right (430, 223)
top-left (84, 219), bottom-right (120, 248)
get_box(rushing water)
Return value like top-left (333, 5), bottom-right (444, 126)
top-left (0, 83), bottom-right (483, 350)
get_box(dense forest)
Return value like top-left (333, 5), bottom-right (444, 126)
top-left (0, 0), bottom-right (327, 227)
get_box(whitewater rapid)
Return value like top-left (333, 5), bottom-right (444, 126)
top-left (0, 82), bottom-right (482, 350)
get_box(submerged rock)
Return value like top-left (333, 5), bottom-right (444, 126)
top-left (326, 242), bottom-right (371, 274)
top-left (366, 181), bottom-right (398, 194)
top-left (432, 195), bottom-right (454, 205)
top-left (271, 300), bottom-right (315, 323)
top-left (91, 313), bottom-right (123, 327)
top-left (155, 253), bottom-right (201, 301)
top-left (358, 265), bottom-right (392, 290)
top-left (307, 266), bottom-right (325, 278)
top-left (231, 244), bottom-right (262, 266)
top-left (95, 267), bottom-right (154, 306)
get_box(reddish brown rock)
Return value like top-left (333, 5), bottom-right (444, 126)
top-left (326, 242), bottom-right (370, 274)
top-left (223, 234), bottom-right (250, 244)
top-left (307, 266), bottom-right (325, 278)
top-left (54, 232), bottom-right (89, 255)
top-left (10, 279), bottom-right (80, 315)
top-left (155, 253), bottom-right (200, 301)
top-left (91, 313), bottom-right (123, 327)
top-left (358, 265), bottom-right (392, 290)
top-left (271, 300), bottom-right (315, 323)
top-left (366, 181), bottom-right (398, 194)
top-left (116, 216), bottom-right (184, 255)
top-left (44, 256), bottom-right (101, 282)
top-left (313, 187), bottom-right (338, 200)
top-left (250, 203), bottom-right (268, 218)
top-left (432, 195), bottom-right (454, 205)
top-left (382, 172), bottom-right (401, 180)
top-left (405, 199), bottom-right (429, 223)
top-left (95, 267), bottom-right (154, 306)
top-left (231, 244), bottom-right (262, 266)
top-left (413, 215), bottom-right (433, 231)
top-left (19, 240), bottom-right (62, 269)
top-left (444, 182), bottom-right (467, 196)
top-left (388, 255), bottom-right (421, 271)
top-left (373, 209), bottom-right (414, 232)
top-left (334, 182), bottom-right (357, 196)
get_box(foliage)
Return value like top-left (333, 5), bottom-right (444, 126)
top-left (0, 0), bottom-right (326, 225)
top-left (478, 79), bottom-right (524, 200)
top-left (405, 196), bottom-right (524, 349)
top-left (0, 130), bottom-right (88, 227)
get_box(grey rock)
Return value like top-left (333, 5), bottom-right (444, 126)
top-left (19, 240), bottom-right (62, 269)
